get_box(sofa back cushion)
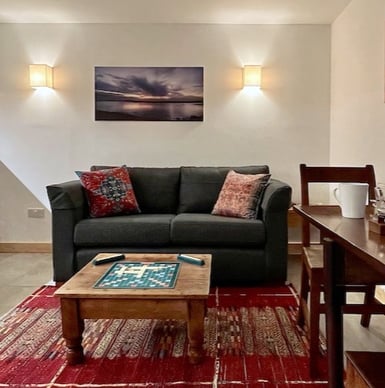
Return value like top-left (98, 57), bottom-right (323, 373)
top-left (128, 167), bottom-right (180, 213)
top-left (91, 166), bottom-right (180, 214)
top-left (178, 166), bottom-right (270, 213)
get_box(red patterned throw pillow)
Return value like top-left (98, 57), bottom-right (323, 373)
top-left (76, 166), bottom-right (140, 218)
top-left (212, 170), bottom-right (270, 219)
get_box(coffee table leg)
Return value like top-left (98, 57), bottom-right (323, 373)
top-left (60, 298), bottom-right (85, 365)
top-left (187, 300), bottom-right (206, 364)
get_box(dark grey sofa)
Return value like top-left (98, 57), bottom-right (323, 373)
top-left (46, 165), bottom-right (292, 285)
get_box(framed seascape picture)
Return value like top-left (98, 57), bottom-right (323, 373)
top-left (95, 67), bottom-right (204, 121)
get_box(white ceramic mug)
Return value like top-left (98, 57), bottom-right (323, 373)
top-left (333, 183), bottom-right (368, 218)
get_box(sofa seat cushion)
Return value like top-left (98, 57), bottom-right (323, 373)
top-left (171, 213), bottom-right (265, 247)
top-left (74, 214), bottom-right (174, 246)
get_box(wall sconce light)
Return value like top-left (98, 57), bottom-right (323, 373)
top-left (243, 65), bottom-right (262, 88)
top-left (29, 64), bottom-right (53, 88)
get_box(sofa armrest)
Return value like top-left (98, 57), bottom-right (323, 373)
top-left (260, 178), bottom-right (292, 282)
top-left (46, 180), bottom-right (87, 282)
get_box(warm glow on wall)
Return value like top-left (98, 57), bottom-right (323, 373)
top-left (29, 64), bottom-right (53, 88)
top-left (243, 65), bottom-right (262, 88)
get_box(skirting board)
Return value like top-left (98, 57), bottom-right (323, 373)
top-left (0, 243), bottom-right (52, 253)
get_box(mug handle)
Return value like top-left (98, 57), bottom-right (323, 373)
top-left (333, 187), bottom-right (341, 204)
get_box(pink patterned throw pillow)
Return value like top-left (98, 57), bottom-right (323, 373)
top-left (212, 170), bottom-right (270, 219)
top-left (76, 166), bottom-right (140, 218)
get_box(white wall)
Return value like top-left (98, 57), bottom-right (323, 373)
top-left (331, 0), bottom-right (385, 181)
top-left (0, 23), bottom-right (330, 206)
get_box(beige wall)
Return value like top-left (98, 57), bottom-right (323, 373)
top-left (330, 0), bottom-right (385, 182)
top-left (0, 162), bottom-right (51, 242)
top-left (0, 23), bottom-right (331, 243)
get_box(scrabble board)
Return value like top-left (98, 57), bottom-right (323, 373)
top-left (93, 262), bottom-right (180, 289)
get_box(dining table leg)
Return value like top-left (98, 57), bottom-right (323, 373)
top-left (323, 238), bottom-right (345, 388)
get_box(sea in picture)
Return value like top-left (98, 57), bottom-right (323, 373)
top-left (95, 100), bottom-right (203, 121)
top-left (95, 66), bottom-right (204, 121)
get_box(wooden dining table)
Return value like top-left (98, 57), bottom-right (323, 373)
top-left (293, 205), bottom-right (385, 388)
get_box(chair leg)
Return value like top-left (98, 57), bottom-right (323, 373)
top-left (296, 258), bottom-right (309, 328)
top-left (308, 276), bottom-right (322, 379)
top-left (360, 285), bottom-right (376, 328)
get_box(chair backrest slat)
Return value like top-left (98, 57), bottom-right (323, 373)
top-left (300, 164), bottom-right (376, 246)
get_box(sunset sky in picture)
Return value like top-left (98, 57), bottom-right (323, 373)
top-left (95, 67), bottom-right (203, 102)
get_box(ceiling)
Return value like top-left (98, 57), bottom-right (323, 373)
top-left (0, 0), bottom-right (352, 24)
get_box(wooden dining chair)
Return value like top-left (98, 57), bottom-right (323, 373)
top-left (296, 163), bottom-right (383, 378)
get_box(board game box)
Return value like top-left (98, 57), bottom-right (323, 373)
top-left (93, 262), bottom-right (180, 289)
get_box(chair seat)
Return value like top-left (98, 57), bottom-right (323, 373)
top-left (304, 245), bottom-right (384, 284)
top-left (303, 245), bottom-right (323, 269)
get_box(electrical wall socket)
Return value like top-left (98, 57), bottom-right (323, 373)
top-left (28, 208), bottom-right (45, 218)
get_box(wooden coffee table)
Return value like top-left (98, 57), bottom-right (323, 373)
top-left (55, 253), bottom-right (211, 365)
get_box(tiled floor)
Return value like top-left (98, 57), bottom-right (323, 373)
top-left (0, 252), bottom-right (52, 317)
top-left (0, 252), bottom-right (384, 355)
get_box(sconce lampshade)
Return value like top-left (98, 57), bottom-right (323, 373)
top-left (243, 65), bottom-right (261, 87)
top-left (29, 64), bottom-right (53, 88)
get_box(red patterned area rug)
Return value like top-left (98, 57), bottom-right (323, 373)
top-left (0, 285), bottom-right (327, 387)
